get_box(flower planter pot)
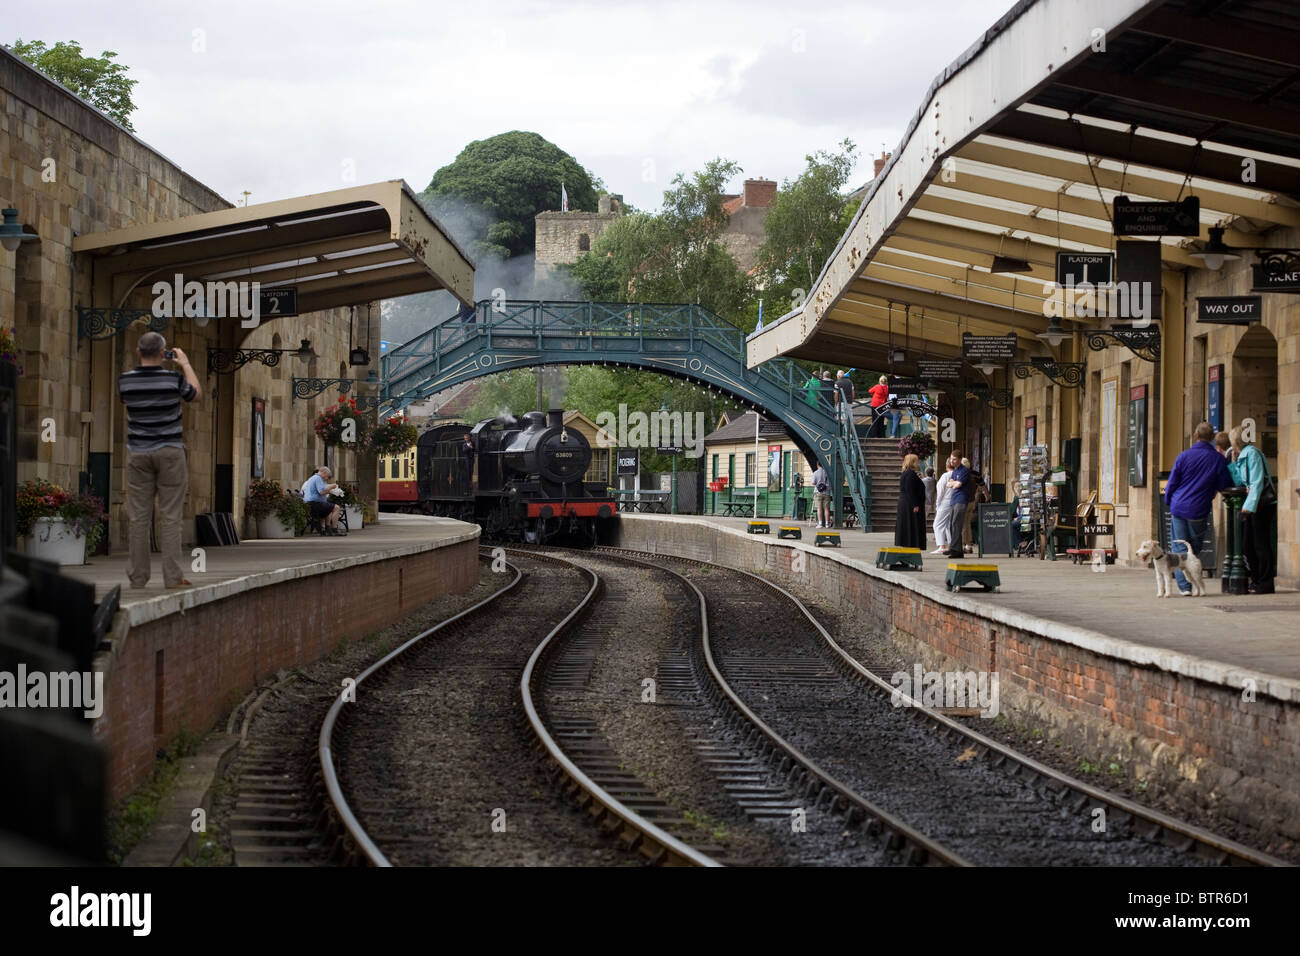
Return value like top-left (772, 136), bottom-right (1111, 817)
top-left (26, 517), bottom-right (88, 566)
top-left (345, 505), bottom-right (362, 530)
top-left (257, 514), bottom-right (297, 539)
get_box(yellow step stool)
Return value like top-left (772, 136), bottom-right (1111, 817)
top-left (877, 547), bottom-right (923, 570)
top-left (945, 563), bottom-right (1001, 592)
top-left (747, 520), bottom-right (770, 534)
top-left (777, 526), bottom-right (802, 540)
top-left (815, 530), bottom-right (841, 547)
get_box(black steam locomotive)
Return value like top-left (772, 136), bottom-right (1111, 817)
top-left (402, 410), bottom-right (615, 544)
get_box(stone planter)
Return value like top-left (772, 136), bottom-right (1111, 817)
top-left (257, 514), bottom-right (296, 539)
top-left (26, 517), bottom-right (88, 566)
top-left (345, 505), bottom-right (362, 530)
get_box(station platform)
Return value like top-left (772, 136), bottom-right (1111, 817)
top-left (657, 514), bottom-right (1300, 685)
top-left (613, 513), bottom-right (1300, 840)
top-left (68, 514), bottom-right (480, 800)
top-left (63, 513), bottom-right (478, 627)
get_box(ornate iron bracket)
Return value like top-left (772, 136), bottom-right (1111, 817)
top-left (207, 347), bottom-right (285, 375)
top-left (1013, 359), bottom-right (1086, 388)
top-left (1086, 328), bottom-right (1161, 362)
top-left (292, 377), bottom-right (354, 402)
top-left (1256, 249), bottom-right (1300, 277)
top-left (77, 306), bottom-right (166, 343)
top-left (964, 385), bottom-right (1013, 409)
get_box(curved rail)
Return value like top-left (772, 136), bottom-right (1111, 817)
top-left (604, 545), bottom-right (1286, 868)
top-left (318, 552), bottom-right (525, 866)
top-left (515, 547), bottom-right (721, 867)
top-left (576, 546), bottom-right (968, 866)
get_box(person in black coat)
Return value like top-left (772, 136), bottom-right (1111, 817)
top-left (895, 454), bottom-right (927, 549)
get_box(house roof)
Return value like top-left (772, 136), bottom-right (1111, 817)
top-left (704, 410), bottom-right (788, 444)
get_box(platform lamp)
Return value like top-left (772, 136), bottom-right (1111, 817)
top-left (1037, 318), bottom-right (1070, 347)
top-left (661, 399), bottom-right (678, 515)
top-left (0, 208), bottom-right (36, 253)
top-left (1189, 227), bottom-right (1241, 271)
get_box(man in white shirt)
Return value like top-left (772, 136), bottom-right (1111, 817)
top-left (302, 466), bottom-right (344, 535)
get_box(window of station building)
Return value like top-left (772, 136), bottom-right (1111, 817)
top-left (578, 233), bottom-right (590, 252)
top-left (711, 454), bottom-right (718, 478)
top-left (727, 453), bottom-right (735, 485)
top-left (744, 452), bottom-right (755, 487)
top-left (586, 447), bottom-right (610, 483)
top-left (378, 459), bottom-right (385, 479)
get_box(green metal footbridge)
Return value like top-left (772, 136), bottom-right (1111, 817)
top-left (380, 300), bottom-right (872, 529)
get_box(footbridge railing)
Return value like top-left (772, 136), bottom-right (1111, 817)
top-left (380, 300), bottom-right (873, 529)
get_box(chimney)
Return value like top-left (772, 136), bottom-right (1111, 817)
top-left (742, 178), bottom-right (776, 208)
top-left (873, 152), bottom-right (892, 179)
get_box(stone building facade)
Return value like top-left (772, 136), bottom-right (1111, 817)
top-left (0, 48), bottom-right (446, 550)
top-left (718, 177), bottom-right (776, 273)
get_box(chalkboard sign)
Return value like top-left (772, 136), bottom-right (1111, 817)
top-left (977, 502), bottom-right (1015, 557)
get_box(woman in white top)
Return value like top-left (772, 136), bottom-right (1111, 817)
top-left (932, 454), bottom-right (958, 554)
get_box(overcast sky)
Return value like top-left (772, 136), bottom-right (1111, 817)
top-left (10, 0), bottom-right (1013, 211)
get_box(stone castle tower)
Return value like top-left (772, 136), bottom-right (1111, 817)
top-left (533, 178), bottom-right (777, 283)
top-left (534, 193), bottom-right (625, 283)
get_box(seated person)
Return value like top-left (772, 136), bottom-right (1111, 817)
top-left (302, 465), bottom-right (345, 535)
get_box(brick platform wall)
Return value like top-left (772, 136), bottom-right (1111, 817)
top-left (94, 539), bottom-right (477, 800)
top-left (615, 518), bottom-right (1300, 840)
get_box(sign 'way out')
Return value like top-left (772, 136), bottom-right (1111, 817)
top-left (1197, 296), bottom-right (1262, 325)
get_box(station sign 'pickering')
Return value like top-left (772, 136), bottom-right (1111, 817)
top-left (616, 448), bottom-right (639, 476)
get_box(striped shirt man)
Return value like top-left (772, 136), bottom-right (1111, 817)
top-left (118, 366), bottom-right (197, 451)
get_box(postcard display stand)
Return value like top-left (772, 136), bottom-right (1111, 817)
top-left (1018, 445), bottom-right (1049, 555)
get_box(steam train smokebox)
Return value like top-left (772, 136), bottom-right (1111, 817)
top-left (503, 410), bottom-right (592, 486)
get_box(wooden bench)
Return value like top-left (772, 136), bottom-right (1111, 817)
top-left (722, 489), bottom-right (758, 517)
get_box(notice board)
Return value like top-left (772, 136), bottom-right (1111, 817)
top-left (1128, 384), bottom-right (1147, 487)
top-left (977, 502), bottom-right (1015, 557)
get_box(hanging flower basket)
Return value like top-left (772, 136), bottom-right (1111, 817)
top-left (366, 416), bottom-right (418, 457)
top-left (16, 478), bottom-right (106, 562)
top-left (313, 394), bottom-right (370, 448)
top-left (898, 432), bottom-right (936, 460)
top-left (0, 327), bottom-right (23, 375)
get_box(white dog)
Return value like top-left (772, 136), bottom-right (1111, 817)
top-left (1135, 539), bottom-right (1204, 598)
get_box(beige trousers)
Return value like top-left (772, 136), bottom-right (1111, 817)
top-left (962, 501), bottom-right (976, 547)
top-left (126, 446), bottom-right (188, 587)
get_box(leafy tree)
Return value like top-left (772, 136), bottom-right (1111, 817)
top-left (756, 139), bottom-right (858, 312)
top-left (566, 157), bottom-right (753, 323)
top-left (8, 40), bottom-right (138, 130)
top-left (422, 131), bottom-right (600, 260)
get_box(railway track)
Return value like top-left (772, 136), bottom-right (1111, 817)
top-left (591, 545), bottom-right (1285, 868)
top-left (519, 545), bottom-right (963, 866)
top-left (317, 547), bottom-right (719, 866)
top-left (216, 542), bottom-right (1284, 867)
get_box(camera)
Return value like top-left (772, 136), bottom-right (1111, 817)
top-left (164, 349), bottom-right (176, 360)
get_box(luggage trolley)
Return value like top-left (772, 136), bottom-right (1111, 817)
top-left (1066, 499), bottom-right (1116, 566)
